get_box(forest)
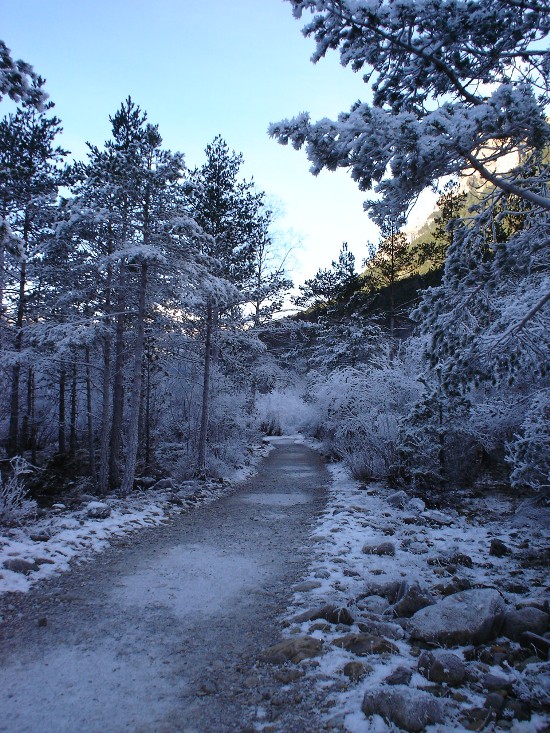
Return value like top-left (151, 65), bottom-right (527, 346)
top-left (0, 0), bottom-right (549, 522)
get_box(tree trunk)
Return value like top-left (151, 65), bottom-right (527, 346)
top-left (58, 364), bottom-right (66, 454)
top-left (7, 258), bottom-right (26, 457)
top-left (197, 298), bottom-right (213, 477)
top-left (144, 341), bottom-right (152, 470)
top-left (120, 261), bottom-right (147, 496)
top-left (85, 345), bottom-right (96, 485)
top-left (98, 253), bottom-right (113, 497)
top-left (109, 260), bottom-right (127, 490)
top-left (29, 368), bottom-right (36, 464)
top-left (69, 360), bottom-right (77, 455)
top-left (98, 335), bottom-right (111, 496)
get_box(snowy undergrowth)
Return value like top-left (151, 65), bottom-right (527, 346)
top-left (285, 463), bottom-right (550, 732)
top-left (0, 442), bottom-right (272, 596)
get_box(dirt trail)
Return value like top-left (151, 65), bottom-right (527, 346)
top-left (0, 438), bottom-right (330, 733)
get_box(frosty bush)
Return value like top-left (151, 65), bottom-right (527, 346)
top-left (306, 363), bottom-right (420, 481)
top-left (256, 387), bottom-right (314, 436)
top-left (0, 457), bottom-right (37, 525)
top-left (506, 390), bottom-right (550, 492)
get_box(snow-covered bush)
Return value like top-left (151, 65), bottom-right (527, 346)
top-left (305, 362), bottom-right (421, 480)
top-left (0, 457), bottom-right (37, 525)
top-left (506, 390), bottom-right (550, 492)
top-left (256, 386), bottom-right (314, 436)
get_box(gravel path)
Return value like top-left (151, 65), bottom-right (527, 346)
top-left (0, 438), bottom-right (330, 733)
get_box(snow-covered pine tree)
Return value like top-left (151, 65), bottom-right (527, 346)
top-left (186, 136), bottom-right (267, 475)
top-left (363, 222), bottom-right (412, 337)
top-left (295, 242), bottom-right (358, 310)
top-left (0, 90), bottom-right (67, 458)
top-left (0, 41), bottom-right (46, 108)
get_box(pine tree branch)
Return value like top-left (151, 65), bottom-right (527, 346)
top-left (462, 152), bottom-right (550, 211)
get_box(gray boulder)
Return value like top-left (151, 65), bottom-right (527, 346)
top-left (362, 685), bottom-right (445, 732)
top-left (502, 607), bottom-right (549, 641)
top-left (409, 588), bottom-right (505, 646)
top-left (418, 649), bottom-right (466, 686)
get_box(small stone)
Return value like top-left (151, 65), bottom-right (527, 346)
top-left (421, 509), bottom-right (454, 526)
top-left (262, 636), bottom-right (323, 664)
top-left (30, 534), bottom-right (50, 542)
top-left (484, 692), bottom-right (505, 713)
top-left (152, 478), bottom-right (173, 490)
top-left (273, 668), bottom-right (304, 683)
top-left (393, 581), bottom-right (435, 617)
top-left (483, 673), bottom-right (514, 692)
top-left (292, 604), bottom-right (354, 626)
top-left (418, 650), bottom-right (466, 686)
top-left (409, 588), bottom-right (505, 647)
top-left (386, 490), bottom-right (408, 508)
top-left (489, 538), bottom-right (511, 557)
top-left (385, 666), bottom-right (413, 685)
top-left (85, 501), bottom-right (111, 519)
top-left (293, 580), bottom-right (322, 592)
top-left (362, 541), bottom-right (395, 556)
top-left (332, 633), bottom-right (399, 656)
top-left (37, 617), bottom-right (47, 627)
top-left (342, 661), bottom-right (370, 681)
top-left (3, 558), bottom-right (39, 575)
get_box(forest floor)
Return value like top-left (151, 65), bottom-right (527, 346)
top-left (0, 438), bottom-right (549, 732)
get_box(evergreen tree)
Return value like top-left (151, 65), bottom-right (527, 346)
top-left (295, 242), bottom-right (358, 309)
top-left (0, 89), bottom-right (66, 457)
top-left (363, 222), bottom-right (411, 337)
top-left (186, 136), bottom-right (266, 475)
top-left (414, 180), bottom-right (468, 271)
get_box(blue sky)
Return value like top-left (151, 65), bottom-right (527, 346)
top-left (1, 0), bottom-right (382, 284)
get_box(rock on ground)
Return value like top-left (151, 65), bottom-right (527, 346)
top-left (409, 588), bottom-right (505, 646)
top-left (362, 685), bottom-right (445, 732)
top-left (262, 636), bottom-right (323, 664)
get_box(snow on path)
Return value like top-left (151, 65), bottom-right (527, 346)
top-left (0, 437), bottom-right (330, 733)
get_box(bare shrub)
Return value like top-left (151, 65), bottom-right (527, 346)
top-left (0, 456), bottom-right (37, 526)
